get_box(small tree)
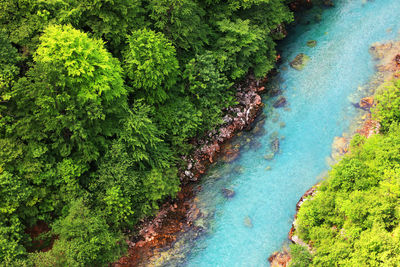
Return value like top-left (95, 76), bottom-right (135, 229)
top-left (123, 28), bottom-right (180, 104)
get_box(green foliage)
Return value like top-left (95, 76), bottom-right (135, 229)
top-left (33, 200), bottom-right (125, 267)
top-left (58, 0), bottom-right (144, 52)
top-left (146, 0), bottom-right (209, 55)
top-left (294, 79), bottom-right (400, 266)
top-left (183, 51), bottom-right (235, 130)
top-left (373, 79), bottom-right (400, 132)
top-left (123, 29), bottom-right (180, 104)
top-left (289, 244), bottom-right (312, 267)
top-left (91, 103), bottom-right (180, 227)
top-left (0, 0), bottom-right (61, 52)
top-left (0, 31), bottom-right (19, 91)
top-left (0, 0), bottom-right (294, 265)
top-left (35, 24), bottom-right (126, 103)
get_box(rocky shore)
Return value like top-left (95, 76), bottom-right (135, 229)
top-left (269, 40), bottom-right (400, 266)
top-left (179, 76), bottom-right (265, 184)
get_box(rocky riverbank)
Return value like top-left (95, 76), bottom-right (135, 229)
top-left (114, 75), bottom-right (267, 266)
top-left (179, 76), bottom-right (265, 184)
top-left (269, 40), bottom-right (400, 267)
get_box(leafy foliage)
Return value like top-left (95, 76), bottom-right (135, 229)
top-left (373, 79), bottom-right (400, 132)
top-left (123, 29), bottom-right (180, 104)
top-left (33, 200), bottom-right (125, 267)
top-left (0, 0), bottom-right (293, 265)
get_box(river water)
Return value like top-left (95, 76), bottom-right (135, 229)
top-left (152, 1), bottom-right (400, 266)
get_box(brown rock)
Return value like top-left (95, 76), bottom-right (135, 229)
top-left (273, 97), bottom-right (287, 108)
top-left (359, 96), bottom-right (374, 108)
top-left (221, 188), bottom-right (236, 198)
top-left (268, 250), bottom-right (291, 267)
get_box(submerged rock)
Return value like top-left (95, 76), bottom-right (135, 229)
top-left (290, 53), bottom-right (310, 70)
top-left (306, 40), bottom-right (317, 48)
top-left (244, 216), bottom-right (253, 228)
top-left (233, 165), bottom-right (244, 174)
top-left (264, 153), bottom-right (275, 161)
top-left (273, 96), bottom-right (287, 108)
top-left (268, 88), bottom-right (283, 97)
top-left (221, 188), bottom-right (235, 198)
top-left (323, 0), bottom-right (334, 7)
top-left (270, 138), bottom-right (280, 154)
top-left (221, 146), bottom-right (240, 163)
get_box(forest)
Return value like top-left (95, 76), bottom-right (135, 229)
top-left (291, 79), bottom-right (400, 266)
top-left (0, 0), bottom-right (293, 265)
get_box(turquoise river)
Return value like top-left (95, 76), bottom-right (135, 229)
top-left (153, 0), bottom-right (400, 266)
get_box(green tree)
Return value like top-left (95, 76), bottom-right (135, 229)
top-left (33, 200), bottom-right (124, 267)
top-left (58, 0), bottom-right (144, 52)
top-left (123, 28), bottom-right (180, 105)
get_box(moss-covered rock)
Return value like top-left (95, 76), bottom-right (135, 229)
top-left (290, 53), bottom-right (310, 70)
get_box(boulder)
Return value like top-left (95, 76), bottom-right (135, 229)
top-left (221, 188), bottom-right (235, 198)
top-left (273, 96), bottom-right (287, 108)
top-left (359, 96), bottom-right (374, 108)
top-left (290, 53), bottom-right (310, 70)
top-left (268, 250), bottom-right (291, 267)
top-left (306, 40), bottom-right (317, 48)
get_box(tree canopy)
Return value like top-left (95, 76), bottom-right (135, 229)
top-left (0, 0), bottom-right (293, 265)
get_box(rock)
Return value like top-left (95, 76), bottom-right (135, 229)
top-left (268, 250), bottom-right (291, 267)
top-left (273, 96), bottom-right (287, 108)
top-left (187, 205), bottom-right (202, 222)
top-left (395, 54), bottom-right (400, 66)
top-left (270, 138), bottom-right (280, 154)
top-left (221, 147), bottom-right (240, 163)
top-left (264, 153), bottom-right (275, 161)
top-left (306, 40), bottom-right (317, 48)
top-left (244, 216), bottom-right (253, 228)
top-left (136, 240), bottom-right (146, 248)
top-left (290, 53), bottom-right (310, 70)
top-left (257, 86), bottom-right (266, 93)
top-left (323, 0), bottom-right (334, 7)
top-left (359, 96), bottom-right (374, 109)
top-left (233, 165), bottom-right (244, 174)
top-left (331, 136), bottom-right (348, 159)
top-left (268, 88), bottom-right (283, 97)
top-left (221, 188), bottom-right (235, 198)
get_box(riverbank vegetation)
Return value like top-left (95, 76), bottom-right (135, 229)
top-left (291, 78), bottom-right (400, 266)
top-left (0, 0), bottom-right (293, 265)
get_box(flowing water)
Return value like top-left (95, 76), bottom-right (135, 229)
top-left (153, 1), bottom-right (400, 266)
